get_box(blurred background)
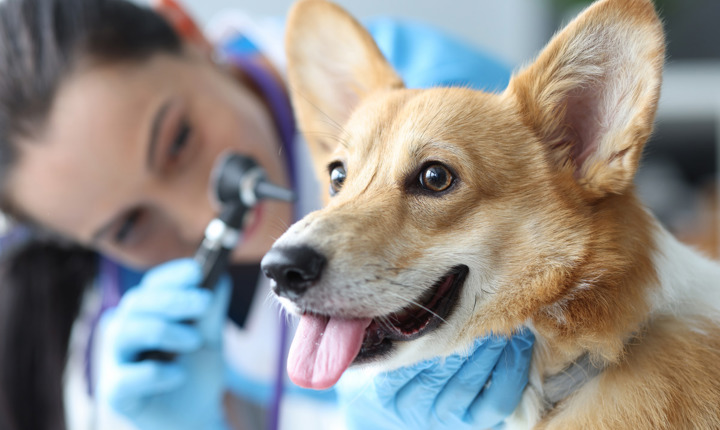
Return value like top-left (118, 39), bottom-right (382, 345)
top-left (179, 0), bottom-right (720, 258)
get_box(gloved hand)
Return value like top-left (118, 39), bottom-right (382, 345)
top-left (336, 329), bottom-right (534, 430)
top-left (96, 258), bottom-right (232, 430)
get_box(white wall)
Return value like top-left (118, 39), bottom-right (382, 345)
top-left (174, 0), bottom-right (553, 68)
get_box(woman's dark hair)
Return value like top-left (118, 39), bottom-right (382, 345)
top-left (0, 0), bottom-right (181, 428)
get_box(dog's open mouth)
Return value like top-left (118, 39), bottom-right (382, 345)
top-left (286, 264), bottom-right (469, 390)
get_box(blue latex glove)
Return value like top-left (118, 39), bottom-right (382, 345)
top-left (96, 259), bottom-right (232, 430)
top-left (337, 330), bottom-right (534, 430)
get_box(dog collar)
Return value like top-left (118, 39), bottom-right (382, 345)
top-left (543, 352), bottom-right (605, 407)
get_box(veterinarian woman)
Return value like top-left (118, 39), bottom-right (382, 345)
top-left (0, 0), bottom-right (534, 429)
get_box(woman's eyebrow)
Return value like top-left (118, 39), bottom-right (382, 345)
top-left (89, 99), bottom-right (173, 243)
top-left (146, 99), bottom-right (173, 170)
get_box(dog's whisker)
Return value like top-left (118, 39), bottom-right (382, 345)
top-left (262, 293), bottom-right (300, 329)
top-left (381, 266), bottom-right (438, 277)
top-left (271, 216), bottom-right (292, 232)
top-left (287, 83), bottom-right (349, 134)
top-left (301, 130), bottom-right (351, 149)
top-left (264, 291), bottom-right (287, 319)
top-left (381, 314), bottom-right (401, 328)
top-left (382, 290), bottom-right (451, 326)
top-left (283, 310), bottom-right (297, 328)
top-left (387, 279), bottom-right (415, 289)
top-left (263, 290), bottom-right (275, 305)
top-left (376, 315), bottom-right (396, 331)
top-left (374, 277), bottom-right (422, 293)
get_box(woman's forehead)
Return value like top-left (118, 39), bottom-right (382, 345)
top-left (42, 62), bottom-right (165, 168)
top-left (36, 54), bottom-right (205, 160)
top-left (6, 58), bottom-right (181, 241)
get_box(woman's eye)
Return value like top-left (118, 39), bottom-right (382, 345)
top-left (329, 164), bottom-right (347, 196)
top-left (169, 119), bottom-right (191, 160)
top-left (114, 210), bottom-right (142, 244)
top-left (419, 163), bottom-right (454, 192)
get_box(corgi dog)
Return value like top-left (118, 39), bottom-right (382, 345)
top-left (261, 0), bottom-right (720, 427)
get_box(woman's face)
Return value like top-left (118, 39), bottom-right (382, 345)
top-left (8, 51), bottom-right (293, 269)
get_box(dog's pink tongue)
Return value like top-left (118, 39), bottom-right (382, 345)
top-left (288, 314), bottom-right (372, 390)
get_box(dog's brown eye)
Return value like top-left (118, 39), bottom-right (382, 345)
top-left (329, 164), bottom-right (346, 196)
top-left (420, 164), bottom-right (453, 192)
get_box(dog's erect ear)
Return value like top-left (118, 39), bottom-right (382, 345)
top-left (285, 0), bottom-right (403, 175)
top-left (508, 0), bottom-right (664, 199)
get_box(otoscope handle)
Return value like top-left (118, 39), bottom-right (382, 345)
top-left (195, 244), bottom-right (233, 290)
top-left (135, 205), bottom-right (246, 362)
top-left (194, 202), bottom-right (246, 291)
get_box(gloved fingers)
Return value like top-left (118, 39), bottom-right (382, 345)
top-left (433, 335), bottom-right (508, 423)
top-left (372, 359), bottom-right (437, 406)
top-left (467, 329), bottom-right (534, 427)
top-left (394, 355), bottom-right (465, 414)
top-left (197, 275), bottom-right (232, 343)
top-left (118, 287), bottom-right (213, 320)
top-left (105, 361), bottom-right (186, 414)
top-left (112, 315), bottom-right (203, 362)
top-left (139, 258), bottom-right (202, 290)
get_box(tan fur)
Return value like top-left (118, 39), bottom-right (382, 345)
top-left (276, 0), bottom-right (720, 427)
top-left (538, 317), bottom-right (720, 429)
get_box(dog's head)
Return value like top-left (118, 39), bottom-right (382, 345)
top-left (262, 0), bottom-right (664, 389)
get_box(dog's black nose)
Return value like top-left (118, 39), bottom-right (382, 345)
top-left (261, 245), bottom-right (326, 298)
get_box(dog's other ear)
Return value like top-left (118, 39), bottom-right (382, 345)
top-left (507, 0), bottom-right (664, 199)
top-left (285, 0), bottom-right (403, 175)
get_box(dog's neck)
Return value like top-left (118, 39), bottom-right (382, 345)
top-left (528, 192), bottom-right (720, 405)
top-left (528, 193), bottom-right (657, 366)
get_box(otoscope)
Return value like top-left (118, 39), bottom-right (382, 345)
top-left (195, 153), bottom-right (295, 290)
top-left (136, 153), bottom-right (295, 362)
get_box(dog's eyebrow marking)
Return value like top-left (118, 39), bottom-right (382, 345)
top-left (357, 168), bottom-right (379, 196)
top-left (414, 99), bottom-right (447, 144)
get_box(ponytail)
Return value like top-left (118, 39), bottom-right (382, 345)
top-left (0, 238), bottom-right (97, 429)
